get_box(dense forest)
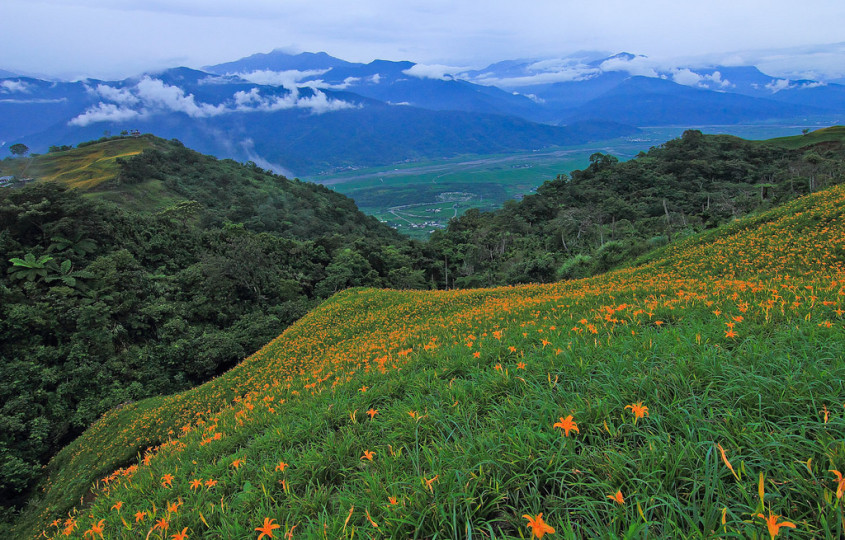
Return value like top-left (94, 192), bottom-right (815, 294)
top-left (1, 129), bottom-right (843, 522)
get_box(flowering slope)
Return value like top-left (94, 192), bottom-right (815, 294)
top-left (23, 184), bottom-right (845, 538)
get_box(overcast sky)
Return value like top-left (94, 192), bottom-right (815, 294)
top-left (3, 0), bottom-right (844, 81)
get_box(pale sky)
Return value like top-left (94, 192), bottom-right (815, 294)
top-left (2, 0), bottom-right (844, 80)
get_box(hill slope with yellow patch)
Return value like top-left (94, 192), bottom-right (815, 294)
top-left (18, 184), bottom-right (845, 538)
top-left (0, 136), bottom-right (160, 189)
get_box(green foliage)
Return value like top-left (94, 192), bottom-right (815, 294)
top-left (0, 153), bottom-right (430, 516)
top-left (9, 143), bottom-right (29, 157)
top-left (429, 130), bottom-right (845, 287)
top-left (12, 182), bottom-right (845, 538)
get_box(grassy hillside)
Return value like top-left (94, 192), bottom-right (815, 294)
top-left (17, 183), bottom-right (845, 538)
top-left (755, 125), bottom-right (845, 150)
top-left (0, 136), bottom-right (160, 190)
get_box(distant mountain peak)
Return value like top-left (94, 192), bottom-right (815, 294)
top-left (204, 50), bottom-right (354, 75)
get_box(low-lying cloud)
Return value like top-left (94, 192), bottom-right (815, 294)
top-left (69, 76), bottom-right (357, 126)
top-left (69, 102), bottom-right (142, 126)
top-left (0, 80), bottom-right (31, 93)
top-left (402, 64), bottom-right (467, 81)
top-left (599, 55), bottom-right (659, 77)
top-left (764, 78), bottom-right (826, 93)
top-left (670, 68), bottom-right (732, 89)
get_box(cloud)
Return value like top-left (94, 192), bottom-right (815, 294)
top-left (239, 138), bottom-right (294, 177)
top-left (0, 80), bottom-right (31, 93)
top-left (473, 66), bottom-right (599, 88)
top-left (599, 55), bottom-right (659, 77)
top-left (229, 68), bottom-right (328, 87)
top-left (764, 78), bottom-right (827, 93)
top-left (764, 78), bottom-right (792, 93)
top-left (68, 102), bottom-right (142, 126)
top-left (402, 64), bottom-right (467, 81)
top-left (514, 92), bottom-right (545, 104)
top-left (225, 69), bottom-right (361, 90)
top-left (0, 97), bottom-right (67, 103)
top-left (91, 83), bottom-right (139, 105)
top-left (671, 68), bottom-right (702, 87)
top-left (134, 76), bottom-right (228, 117)
top-left (702, 71), bottom-right (732, 88)
top-left (68, 76), bottom-right (359, 125)
top-left (233, 87), bottom-right (357, 113)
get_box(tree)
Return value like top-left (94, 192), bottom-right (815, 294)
top-left (7, 253), bottom-right (54, 282)
top-left (9, 143), bottom-right (29, 157)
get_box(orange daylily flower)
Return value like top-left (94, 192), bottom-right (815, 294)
top-left (83, 519), bottom-right (105, 539)
top-left (367, 408), bottom-right (378, 418)
top-left (424, 474), bottom-right (439, 492)
top-left (607, 490), bottom-right (624, 505)
top-left (134, 511), bottom-right (146, 522)
top-left (154, 518), bottom-right (169, 532)
top-left (189, 478), bottom-right (202, 490)
top-left (553, 415), bottom-right (579, 437)
top-left (161, 473), bottom-right (175, 488)
top-left (361, 450), bottom-right (375, 461)
top-left (171, 527), bottom-right (189, 540)
top-left (204, 479), bottom-right (218, 489)
top-left (111, 501), bottom-right (123, 511)
top-left (716, 443), bottom-right (739, 480)
top-left (625, 402), bottom-right (649, 423)
top-left (756, 512), bottom-right (796, 539)
top-left (830, 469), bottom-right (845, 499)
top-left (388, 496), bottom-right (398, 505)
top-left (523, 513), bottom-right (555, 538)
top-left (255, 517), bottom-right (280, 540)
top-left (231, 458), bottom-right (245, 469)
top-left (275, 461), bottom-right (289, 472)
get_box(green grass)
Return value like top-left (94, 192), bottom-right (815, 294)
top-left (0, 136), bottom-right (159, 189)
top-left (752, 126), bottom-right (845, 150)
top-left (15, 184), bottom-right (845, 539)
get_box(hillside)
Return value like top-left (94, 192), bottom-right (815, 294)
top-left (428, 127), bottom-right (845, 287)
top-left (0, 136), bottom-right (160, 190)
top-left (0, 138), bottom-right (429, 518)
top-left (16, 183), bottom-right (845, 538)
top-left (753, 125), bottom-right (845, 150)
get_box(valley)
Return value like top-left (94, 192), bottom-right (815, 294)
top-left (313, 124), bottom-right (830, 237)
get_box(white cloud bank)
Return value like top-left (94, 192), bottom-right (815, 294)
top-left (763, 78), bottom-right (826, 93)
top-left (402, 64), bottom-right (468, 81)
top-left (69, 76), bottom-right (357, 126)
top-left (0, 80), bottom-right (32, 93)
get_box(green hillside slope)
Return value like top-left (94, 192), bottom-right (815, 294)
top-left (18, 183), bottom-right (845, 538)
top-left (755, 125), bottom-right (845, 150)
top-left (0, 136), bottom-right (161, 191)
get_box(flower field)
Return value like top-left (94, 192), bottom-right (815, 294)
top-left (22, 184), bottom-right (845, 538)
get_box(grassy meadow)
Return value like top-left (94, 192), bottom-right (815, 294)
top-left (18, 180), bottom-right (845, 538)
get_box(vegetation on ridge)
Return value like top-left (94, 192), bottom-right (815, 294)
top-left (15, 181), bottom-right (845, 538)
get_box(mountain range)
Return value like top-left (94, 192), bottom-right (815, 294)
top-left (1, 50), bottom-right (842, 175)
